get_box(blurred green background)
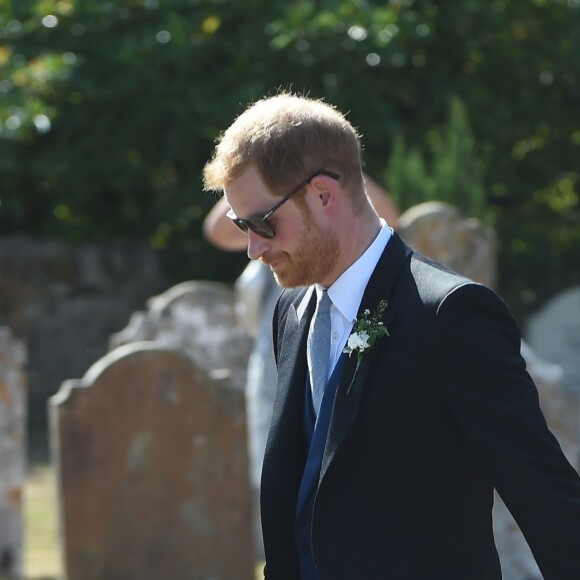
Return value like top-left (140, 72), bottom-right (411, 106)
top-left (2, 0), bottom-right (580, 323)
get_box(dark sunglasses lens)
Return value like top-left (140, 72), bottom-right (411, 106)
top-left (247, 218), bottom-right (275, 239)
top-left (231, 216), bottom-right (274, 238)
top-left (232, 219), bottom-right (249, 233)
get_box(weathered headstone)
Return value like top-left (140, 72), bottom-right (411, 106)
top-left (110, 280), bottom-right (261, 560)
top-left (110, 281), bottom-right (251, 392)
top-left (397, 201), bottom-right (497, 287)
top-left (49, 342), bottom-right (254, 580)
top-left (0, 326), bottom-right (27, 578)
top-left (526, 286), bottom-right (580, 397)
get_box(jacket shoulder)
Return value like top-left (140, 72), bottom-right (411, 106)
top-left (404, 250), bottom-right (517, 330)
top-left (407, 250), bottom-right (481, 303)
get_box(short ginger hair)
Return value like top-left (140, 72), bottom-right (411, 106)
top-left (202, 93), bottom-right (366, 204)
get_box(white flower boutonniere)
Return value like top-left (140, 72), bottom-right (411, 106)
top-left (343, 300), bottom-right (389, 394)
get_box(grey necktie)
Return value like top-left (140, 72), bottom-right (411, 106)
top-left (307, 290), bottom-right (332, 415)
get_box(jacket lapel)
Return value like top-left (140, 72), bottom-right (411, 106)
top-left (271, 288), bottom-right (315, 425)
top-left (264, 288), bottom-right (315, 476)
top-left (320, 233), bottom-right (413, 482)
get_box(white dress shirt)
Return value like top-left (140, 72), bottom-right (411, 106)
top-left (312, 220), bottom-right (392, 381)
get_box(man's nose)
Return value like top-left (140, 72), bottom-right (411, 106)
top-left (247, 229), bottom-right (270, 260)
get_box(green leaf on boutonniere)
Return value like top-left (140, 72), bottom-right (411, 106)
top-left (343, 300), bottom-right (389, 395)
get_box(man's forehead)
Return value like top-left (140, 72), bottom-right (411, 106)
top-left (223, 166), bottom-right (276, 215)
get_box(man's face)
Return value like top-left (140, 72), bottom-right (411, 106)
top-left (224, 165), bottom-right (339, 288)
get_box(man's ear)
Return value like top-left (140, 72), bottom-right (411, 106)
top-left (312, 175), bottom-right (337, 208)
top-left (319, 189), bottom-right (331, 206)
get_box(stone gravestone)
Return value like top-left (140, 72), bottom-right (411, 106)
top-left (113, 275), bottom-right (279, 561)
top-left (109, 281), bottom-right (251, 393)
top-left (397, 201), bottom-right (497, 287)
top-left (398, 202), bottom-right (574, 580)
top-left (110, 280), bottom-right (260, 556)
top-left (49, 342), bottom-right (254, 580)
top-left (527, 286), bottom-right (580, 397)
top-left (0, 326), bottom-right (26, 578)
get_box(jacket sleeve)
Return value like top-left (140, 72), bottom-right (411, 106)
top-left (432, 283), bottom-right (580, 580)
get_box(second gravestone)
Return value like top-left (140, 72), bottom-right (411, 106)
top-left (49, 342), bottom-right (254, 580)
top-left (527, 286), bottom-right (580, 396)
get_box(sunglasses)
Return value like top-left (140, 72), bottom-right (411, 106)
top-left (226, 169), bottom-right (341, 239)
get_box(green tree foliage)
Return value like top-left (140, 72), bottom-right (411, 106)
top-left (387, 96), bottom-right (488, 221)
top-left (1, 0), bottom-right (579, 318)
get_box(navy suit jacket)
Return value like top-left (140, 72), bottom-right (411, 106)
top-left (260, 233), bottom-right (580, 580)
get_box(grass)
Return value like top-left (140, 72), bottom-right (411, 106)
top-left (23, 462), bottom-right (61, 580)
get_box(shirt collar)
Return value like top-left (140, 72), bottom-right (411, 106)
top-left (325, 220), bottom-right (391, 323)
